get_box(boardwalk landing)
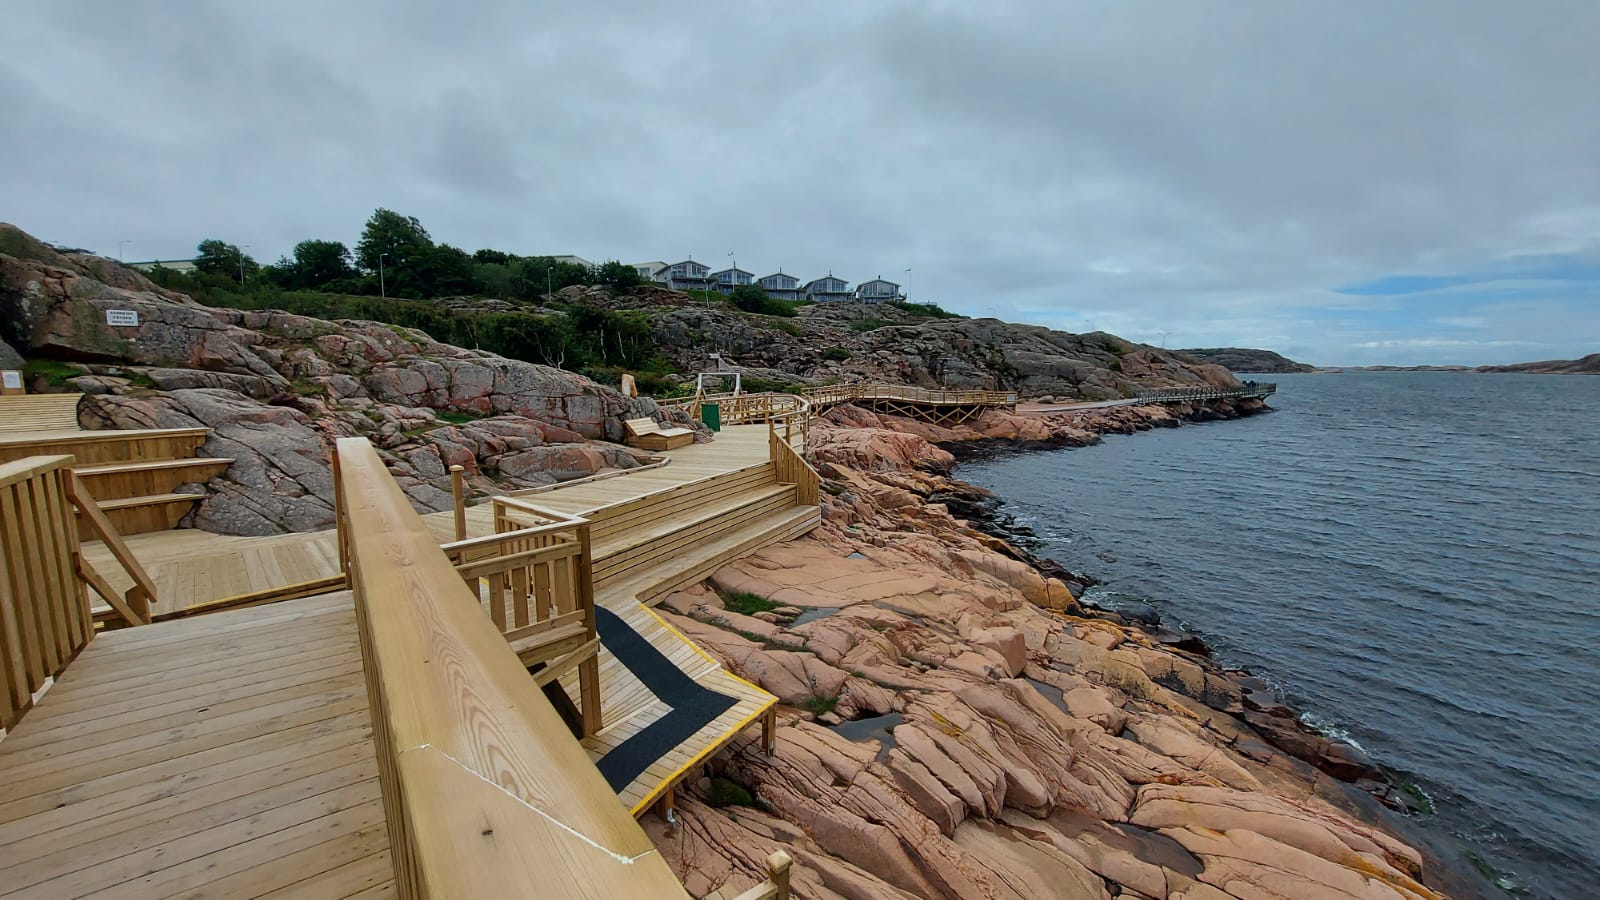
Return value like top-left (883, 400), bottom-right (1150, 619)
top-left (0, 592), bottom-right (394, 898)
top-left (0, 425), bottom-right (814, 896)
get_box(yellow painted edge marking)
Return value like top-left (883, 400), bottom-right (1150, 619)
top-left (626, 603), bottom-right (779, 816)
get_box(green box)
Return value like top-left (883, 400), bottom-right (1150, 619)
top-left (700, 401), bottom-right (722, 432)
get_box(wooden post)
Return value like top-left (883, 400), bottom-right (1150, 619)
top-left (575, 521), bottom-right (601, 737)
top-left (762, 706), bottom-right (777, 754)
top-left (330, 447), bottom-right (349, 584)
top-left (450, 464), bottom-right (467, 542)
top-left (767, 851), bottom-right (793, 899)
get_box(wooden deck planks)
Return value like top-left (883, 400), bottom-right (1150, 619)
top-left (0, 592), bottom-right (390, 899)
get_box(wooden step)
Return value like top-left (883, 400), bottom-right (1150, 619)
top-left (592, 482), bottom-right (792, 562)
top-left (627, 506), bottom-right (822, 607)
top-left (73, 457), bottom-right (234, 501)
top-left (0, 393), bottom-right (83, 433)
top-left (592, 486), bottom-right (797, 583)
top-left (583, 464), bottom-right (776, 545)
top-left (79, 493), bottom-right (200, 539)
top-left (0, 428), bottom-right (210, 466)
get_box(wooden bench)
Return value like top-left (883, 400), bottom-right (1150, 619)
top-left (0, 393), bottom-right (84, 434)
top-left (623, 416), bottom-right (695, 451)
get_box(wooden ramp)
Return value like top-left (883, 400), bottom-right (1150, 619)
top-left (0, 591), bottom-right (395, 899)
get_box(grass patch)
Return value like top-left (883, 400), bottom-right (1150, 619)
top-left (898, 300), bottom-right (963, 319)
top-left (820, 347), bottom-right (850, 362)
top-left (769, 318), bottom-right (802, 336)
top-left (705, 777), bottom-right (757, 808)
top-left (800, 695), bottom-right (839, 716)
top-left (287, 378), bottom-right (326, 397)
top-left (719, 589), bottom-right (779, 616)
top-left (21, 359), bottom-right (82, 388)
top-left (435, 409), bottom-right (482, 425)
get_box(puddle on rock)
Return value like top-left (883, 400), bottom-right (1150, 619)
top-left (827, 712), bottom-right (903, 762)
top-left (791, 606), bottom-right (841, 626)
top-left (1027, 677), bottom-right (1069, 714)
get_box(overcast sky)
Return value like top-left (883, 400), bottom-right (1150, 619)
top-left (6, 1), bottom-right (1599, 366)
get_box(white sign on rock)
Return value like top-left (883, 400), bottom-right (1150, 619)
top-left (2, 371), bottom-right (21, 389)
top-left (106, 309), bottom-right (140, 327)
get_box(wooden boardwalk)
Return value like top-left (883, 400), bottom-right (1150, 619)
top-left (72, 425), bottom-right (813, 819)
top-left (0, 591), bottom-right (394, 898)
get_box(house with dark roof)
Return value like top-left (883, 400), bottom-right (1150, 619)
top-left (802, 274), bottom-right (851, 302)
top-left (757, 271), bottom-right (801, 302)
top-left (853, 276), bottom-right (903, 304)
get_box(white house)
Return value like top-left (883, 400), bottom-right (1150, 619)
top-left (549, 254), bottom-right (593, 268)
top-left (660, 259), bottom-right (713, 291)
top-left (630, 260), bottom-right (669, 283)
top-left (853, 276), bottom-right (903, 304)
top-left (803, 274), bottom-right (851, 302)
top-left (710, 267), bottom-right (756, 294)
top-left (757, 271), bottom-right (801, 302)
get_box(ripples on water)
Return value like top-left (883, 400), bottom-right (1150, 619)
top-left (961, 372), bottom-right (1600, 898)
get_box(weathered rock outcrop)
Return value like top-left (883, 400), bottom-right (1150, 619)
top-left (1476, 352), bottom-right (1600, 374)
top-left (648, 414), bottom-right (1459, 899)
top-left (1178, 347), bottom-right (1316, 374)
top-left (0, 224), bottom-right (690, 534)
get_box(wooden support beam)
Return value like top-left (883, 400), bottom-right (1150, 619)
top-left (64, 472), bottom-right (154, 623)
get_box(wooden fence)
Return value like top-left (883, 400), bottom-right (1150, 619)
top-left (335, 436), bottom-right (688, 899)
top-left (0, 456), bottom-right (92, 729)
top-left (661, 392), bottom-right (812, 445)
top-left (441, 495), bottom-right (601, 737)
top-left (768, 422), bottom-right (819, 507)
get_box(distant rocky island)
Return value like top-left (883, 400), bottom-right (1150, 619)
top-left (1176, 347), bottom-right (1315, 373)
top-left (1477, 352), bottom-right (1600, 374)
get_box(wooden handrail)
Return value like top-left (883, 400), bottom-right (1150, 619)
top-left (63, 471), bottom-right (154, 627)
top-left (0, 455), bottom-right (95, 729)
top-left (335, 437), bottom-right (687, 899)
top-left (802, 383), bottom-right (1017, 408)
top-left (1131, 383), bottom-right (1277, 401)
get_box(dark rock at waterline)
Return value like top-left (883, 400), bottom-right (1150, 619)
top-left (1242, 709), bottom-right (1385, 784)
top-left (1150, 625), bottom-right (1210, 656)
top-left (1112, 600), bottom-right (1163, 627)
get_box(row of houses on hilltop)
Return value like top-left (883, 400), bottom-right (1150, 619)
top-left (628, 259), bottom-right (906, 304)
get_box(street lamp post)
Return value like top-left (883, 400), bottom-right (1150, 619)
top-left (379, 253), bottom-right (389, 298)
top-left (904, 267), bottom-right (911, 303)
top-left (546, 266), bottom-right (553, 301)
top-left (238, 245), bottom-right (251, 284)
top-left (118, 240), bottom-right (133, 262)
top-left (1157, 330), bottom-right (1173, 348)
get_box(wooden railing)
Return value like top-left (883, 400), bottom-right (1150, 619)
top-left (803, 383), bottom-right (1018, 408)
top-left (441, 495), bottom-right (601, 737)
top-left (661, 391), bottom-right (813, 448)
top-left (64, 471), bottom-right (157, 627)
top-left (0, 456), bottom-right (93, 730)
top-left (335, 437), bottom-right (688, 899)
top-left (1130, 382), bottom-right (1277, 402)
top-left (769, 421), bottom-right (819, 507)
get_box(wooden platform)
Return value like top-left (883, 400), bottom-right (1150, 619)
top-left (72, 426), bottom-right (818, 818)
top-left (0, 591), bottom-right (394, 898)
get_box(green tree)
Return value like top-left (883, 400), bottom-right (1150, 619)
top-left (591, 260), bottom-right (643, 290)
top-left (472, 248), bottom-right (514, 265)
top-left (396, 244), bottom-right (474, 297)
top-left (289, 239), bottom-right (354, 288)
top-left (728, 284), bottom-right (797, 317)
top-left (354, 208), bottom-right (433, 273)
top-left (194, 239), bottom-right (258, 282)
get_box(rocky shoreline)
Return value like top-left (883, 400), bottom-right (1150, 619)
top-left (647, 401), bottom-right (1469, 899)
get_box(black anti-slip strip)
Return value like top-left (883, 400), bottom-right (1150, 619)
top-left (593, 606), bottom-right (738, 792)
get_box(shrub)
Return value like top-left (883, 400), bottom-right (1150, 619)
top-left (705, 777), bottom-right (756, 808)
top-left (899, 300), bottom-right (962, 319)
top-left (718, 589), bottom-right (779, 616)
top-left (820, 347), bottom-right (851, 362)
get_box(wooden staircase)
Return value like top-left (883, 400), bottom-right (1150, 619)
top-left (0, 392), bottom-right (231, 538)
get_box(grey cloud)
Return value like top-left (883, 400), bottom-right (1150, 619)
top-left (5, 0), bottom-right (1599, 365)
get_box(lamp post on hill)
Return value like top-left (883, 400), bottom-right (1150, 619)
top-left (238, 245), bottom-right (251, 284)
top-left (118, 240), bottom-right (133, 262)
top-left (379, 253), bottom-right (389, 298)
top-left (1157, 330), bottom-right (1173, 348)
top-left (904, 267), bottom-right (911, 303)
